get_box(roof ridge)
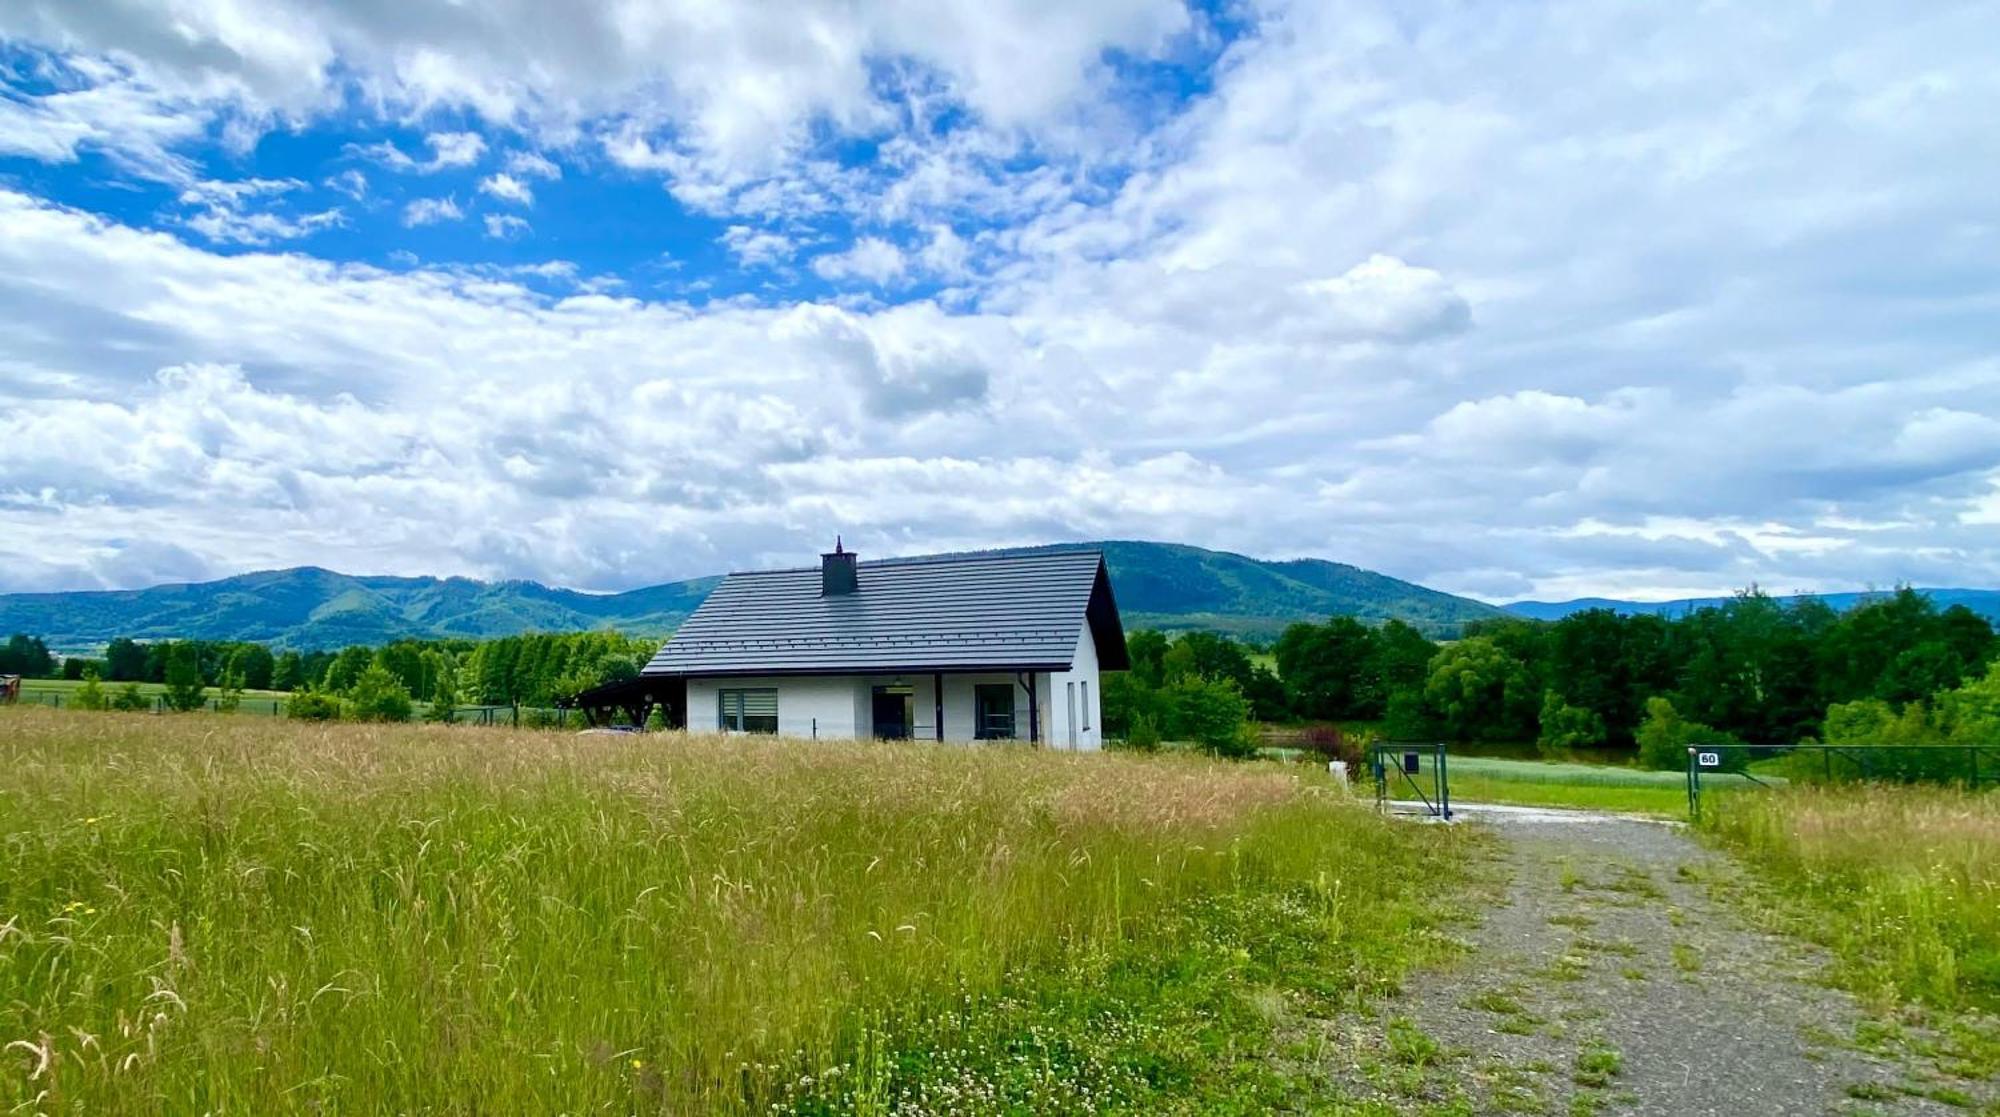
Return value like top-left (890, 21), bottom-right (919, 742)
top-left (721, 549), bottom-right (1103, 578)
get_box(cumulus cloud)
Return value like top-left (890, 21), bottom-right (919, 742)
top-left (4, 1), bottom-right (2000, 601)
top-left (478, 173), bottom-right (533, 206)
top-left (719, 225), bottom-right (796, 268)
top-left (811, 237), bottom-right (907, 285)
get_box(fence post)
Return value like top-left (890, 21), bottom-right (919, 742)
top-left (1685, 747), bottom-right (1700, 819)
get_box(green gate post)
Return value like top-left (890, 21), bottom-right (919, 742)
top-left (1685, 747), bottom-right (1700, 819)
top-left (1437, 744), bottom-right (1452, 820)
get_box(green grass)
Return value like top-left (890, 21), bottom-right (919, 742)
top-left (1381, 755), bottom-right (1717, 815)
top-left (0, 706), bottom-right (1478, 1113)
top-left (14, 677), bottom-right (294, 717)
top-left (1698, 784), bottom-right (2000, 1011)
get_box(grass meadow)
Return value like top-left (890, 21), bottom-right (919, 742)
top-left (1699, 784), bottom-right (2000, 1015)
top-left (0, 706), bottom-right (1476, 1114)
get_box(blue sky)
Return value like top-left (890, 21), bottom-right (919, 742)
top-left (1, 1), bottom-right (1998, 602)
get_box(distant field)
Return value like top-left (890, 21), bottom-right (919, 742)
top-left (0, 706), bottom-right (1476, 1113)
top-left (14, 678), bottom-right (292, 714)
top-left (1381, 754), bottom-right (1769, 815)
top-left (11, 680), bottom-right (549, 724)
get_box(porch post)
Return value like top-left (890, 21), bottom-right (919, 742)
top-left (1027, 672), bottom-right (1039, 745)
top-left (933, 673), bottom-right (944, 742)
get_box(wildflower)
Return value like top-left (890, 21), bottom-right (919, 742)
top-left (630, 1058), bottom-right (645, 1069)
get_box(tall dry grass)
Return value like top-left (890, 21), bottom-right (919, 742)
top-left (0, 707), bottom-right (1465, 1112)
top-left (1701, 784), bottom-right (2000, 1010)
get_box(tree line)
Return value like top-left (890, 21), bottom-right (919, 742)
top-left (1105, 588), bottom-right (1998, 762)
top-left (8, 631), bottom-right (657, 722)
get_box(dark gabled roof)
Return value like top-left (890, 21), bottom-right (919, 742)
top-left (641, 549), bottom-right (1128, 678)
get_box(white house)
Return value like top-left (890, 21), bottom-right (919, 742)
top-left (575, 545), bottom-right (1128, 748)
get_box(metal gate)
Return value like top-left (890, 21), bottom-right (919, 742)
top-left (1371, 741), bottom-right (1452, 820)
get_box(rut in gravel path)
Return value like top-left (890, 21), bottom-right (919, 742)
top-left (1322, 806), bottom-right (1993, 1117)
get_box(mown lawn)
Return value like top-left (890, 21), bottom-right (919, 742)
top-left (1378, 754), bottom-right (1766, 816)
top-left (0, 706), bottom-right (1478, 1113)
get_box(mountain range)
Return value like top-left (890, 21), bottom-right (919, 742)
top-left (7, 541), bottom-right (1992, 652)
top-left (0, 541), bottom-right (1504, 651)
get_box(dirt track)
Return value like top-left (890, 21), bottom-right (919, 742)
top-left (1322, 805), bottom-right (1993, 1115)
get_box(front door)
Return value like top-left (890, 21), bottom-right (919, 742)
top-left (973, 684), bottom-right (1015, 739)
top-left (871, 686), bottom-right (913, 739)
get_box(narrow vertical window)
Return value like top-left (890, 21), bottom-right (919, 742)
top-left (1081, 681), bottom-right (1090, 731)
top-left (1066, 681), bottom-right (1077, 747)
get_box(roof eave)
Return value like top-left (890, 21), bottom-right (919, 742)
top-left (641, 661), bottom-right (1075, 679)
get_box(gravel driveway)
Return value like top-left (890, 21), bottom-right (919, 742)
top-left (1320, 804), bottom-right (1993, 1116)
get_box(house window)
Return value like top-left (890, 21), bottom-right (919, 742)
top-left (719, 688), bottom-right (778, 733)
top-left (1081, 681), bottom-right (1090, 731)
top-left (1066, 681), bottom-right (1077, 747)
top-left (973, 684), bottom-right (1014, 739)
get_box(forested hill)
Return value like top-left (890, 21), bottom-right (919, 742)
top-left (1505, 589), bottom-right (2000, 625)
top-left (1023, 541), bottom-right (1502, 637)
top-left (0, 568), bottom-right (720, 652)
top-left (0, 541), bottom-right (1501, 650)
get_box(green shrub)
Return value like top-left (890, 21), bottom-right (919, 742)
top-left (1164, 675), bottom-right (1253, 758)
top-left (110, 683), bottom-right (149, 712)
top-left (1636, 696), bottom-right (1737, 771)
top-left (285, 688), bottom-right (343, 721)
top-left (1113, 713), bottom-right (1162, 752)
top-left (73, 669), bottom-right (108, 711)
top-left (214, 669), bottom-right (244, 714)
top-left (162, 643), bottom-right (206, 713)
top-left (347, 665), bottom-right (414, 723)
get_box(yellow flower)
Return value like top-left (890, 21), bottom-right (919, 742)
top-left (630, 1058), bottom-right (645, 1069)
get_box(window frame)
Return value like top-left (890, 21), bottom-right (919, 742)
top-left (973, 683), bottom-right (1015, 740)
top-left (718, 687), bottom-right (779, 734)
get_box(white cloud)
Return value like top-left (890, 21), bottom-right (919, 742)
top-left (0, 0), bottom-right (1188, 212)
top-left (402, 196), bottom-right (463, 226)
top-left (423, 130), bottom-right (486, 170)
top-left (719, 225), bottom-right (796, 268)
top-left (505, 150), bottom-right (561, 179)
top-left (173, 178), bottom-right (343, 245)
top-left (811, 237), bottom-right (907, 285)
top-left (324, 168), bottom-right (368, 199)
top-left (4, 2), bottom-right (2000, 601)
top-left (483, 214), bottom-right (530, 239)
top-left (350, 130), bottom-right (488, 174)
top-left (478, 173), bottom-right (533, 206)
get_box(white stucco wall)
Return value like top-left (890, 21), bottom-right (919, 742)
top-left (684, 627), bottom-right (1104, 749)
top-left (687, 675), bottom-right (864, 739)
top-left (1045, 627), bottom-right (1103, 751)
